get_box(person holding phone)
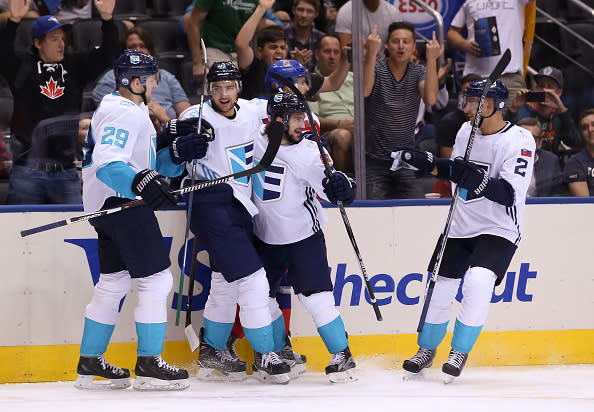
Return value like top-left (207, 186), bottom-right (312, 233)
top-left (505, 66), bottom-right (582, 160)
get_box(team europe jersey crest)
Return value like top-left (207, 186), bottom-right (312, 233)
top-left (227, 142), bottom-right (254, 186)
top-left (253, 163), bottom-right (287, 201)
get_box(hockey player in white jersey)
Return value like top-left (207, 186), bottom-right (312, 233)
top-left (77, 50), bottom-right (210, 390)
top-left (252, 92), bottom-right (358, 383)
top-left (395, 80), bottom-right (535, 381)
top-left (178, 61), bottom-right (291, 384)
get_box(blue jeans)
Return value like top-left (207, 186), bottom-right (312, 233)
top-left (7, 165), bottom-right (82, 204)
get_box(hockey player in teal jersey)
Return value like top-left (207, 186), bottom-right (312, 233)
top-left (77, 50), bottom-right (210, 391)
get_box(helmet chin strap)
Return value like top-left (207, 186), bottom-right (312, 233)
top-left (478, 105), bottom-right (497, 128)
top-left (129, 86), bottom-right (148, 105)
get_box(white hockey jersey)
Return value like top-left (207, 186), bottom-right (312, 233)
top-left (449, 121), bottom-right (535, 245)
top-left (252, 132), bottom-right (332, 245)
top-left (179, 99), bottom-right (263, 216)
top-left (82, 92), bottom-right (157, 213)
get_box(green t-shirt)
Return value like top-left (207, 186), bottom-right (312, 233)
top-left (194, 0), bottom-right (258, 53)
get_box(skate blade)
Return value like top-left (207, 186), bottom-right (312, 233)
top-left (74, 375), bottom-right (131, 390)
top-left (253, 370), bottom-right (290, 385)
top-left (288, 362), bottom-right (306, 379)
top-left (402, 369), bottom-right (428, 381)
top-left (443, 373), bottom-right (456, 385)
top-left (197, 367), bottom-right (247, 382)
top-left (327, 368), bottom-right (357, 384)
top-left (133, 376), bottom-right (190, 391)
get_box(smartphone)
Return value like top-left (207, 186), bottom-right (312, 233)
top-left (525, 92), bottom-right (546, 103)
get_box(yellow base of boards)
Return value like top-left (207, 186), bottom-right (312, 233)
top-left (1, 329), bottom-right (593, 383)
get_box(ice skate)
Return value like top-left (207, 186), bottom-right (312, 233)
top-left (252, 351), bottom-right (290, 384)
top-left (74, 355), bottom-right (131, 390)
top-left (402, 347), bottom-right (436, 381)
top-left (325, 346), bottom-right (357, 383)
top-left (279, 334), bottom-right (306, 379)
top-left (442, 348), bottom-right (468, 384)
top-left (133, 355), bottom-right (189, 391)
top-left (197, 330), bottom-right (248, 382)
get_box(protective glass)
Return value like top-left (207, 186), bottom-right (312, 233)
top-left (210, 82), bottom-right (239, 96)
top-left (460, 96), bottom-right (479, 110)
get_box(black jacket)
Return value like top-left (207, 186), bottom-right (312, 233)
top-left (1, 18), bottom-right (120, 166)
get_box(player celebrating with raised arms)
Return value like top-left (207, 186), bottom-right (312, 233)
top-left (77, 50), bottom-right (210, 391)
top-left (394, 80), bottom-right (535, 382)
top-left (178, 62), bottom-right (291, 384)
top-left (252, 92), bottom-right (357, 383)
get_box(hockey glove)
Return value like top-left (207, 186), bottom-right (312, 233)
top-left (132, 169), bottom-right (179, 210)
top-left (394, 149), bottom-right (435, 175)
top-left (302, 130), bottom-right (330, 152)
top-left (159, 118), bottom-right (215, 149)
top-left (451, 158), bottom-right (490, 197)
top-left (170, 132), bottom-right (209, 164)
top-left (322, 171), bottom-right (357, 206)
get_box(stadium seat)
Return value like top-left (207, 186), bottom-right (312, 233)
top-left (151, 0), bottom-right (193, 18)
top-left (71, 19), bottom-right (128, 51)
top-left (93, 0), bottom-right (149, 21)
top-left (136, 19), bottom-right (189, 60)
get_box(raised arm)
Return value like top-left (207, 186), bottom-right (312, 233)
top-left (363, 25), bottom-right (381, 98)
top-left (419, 31), bottom-right (443, 106)
top-left (184, 6), bottom-right (208, 82)
top-left (235, 0), bottom-right (273, 71)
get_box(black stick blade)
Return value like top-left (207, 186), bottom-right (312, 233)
top-left (488, 48), bottom-right (511, 83)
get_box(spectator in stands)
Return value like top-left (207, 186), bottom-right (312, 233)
top-left (436, 73), bottom-right (482, 159)
top-left (506, 66), bottom-right (582, 160)
top-left (363, 22), bottom-right (442, 199)
top-left (93, 27), bottom-right (191, 128)
top-left (335, 0), bottom-right (399, 57)
top-left (310, 34), bottom-right (353, 174)
top-left (1, 0), bottom-right (118, 204)
top-left (283, 0), bottom-right (324, 72)
top-left (447, 0), bottom-right (535, 109)
top-left (518, 117), bottom-right (562, 197)
top-left (564, 108), bottom-right (594, 196)
top-left (236, 0), bottom-right (348, 101)
top-left (183, 0), bottom-right (264, 83)
top-left (0, 0), bottom-right (38, 26)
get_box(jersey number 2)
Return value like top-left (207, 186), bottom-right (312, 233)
top-left (101, 127), bottom-right (129, 148)
top-left (514, 158), bottom-right (529, 177)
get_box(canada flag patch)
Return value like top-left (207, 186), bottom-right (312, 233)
top-left (40, 77), bottom-right (65, 99)
top-left (521, 148), bottom-right (532, 157)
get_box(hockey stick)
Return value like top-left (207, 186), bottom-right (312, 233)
top-left (176, 38), bottom-right (208, 328)
top-left (19, 127), bottom-right (283, 238)
top-left (269, 72), bottom-right (383, 321)
top-left (184, 235), bottom-right (201, 351)
top-left (416, 48), bottom-right (511, 333)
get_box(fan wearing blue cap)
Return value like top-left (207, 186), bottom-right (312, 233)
top-left (1, 0), bottom-right (119, 205)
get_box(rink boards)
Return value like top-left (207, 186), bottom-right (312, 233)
top-left (1, 199), bottom-right (593, 383)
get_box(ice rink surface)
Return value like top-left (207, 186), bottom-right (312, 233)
top-left (2, 363), bottom-right (593, 412)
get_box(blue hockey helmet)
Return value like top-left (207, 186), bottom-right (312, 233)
top-left (267, 91), bottom-right (306, 125)
top-left (464, 79), bottom-right (509, 111)
top-left (113, 50), bottom-right (159, 89)
top-left (265, 59), bottom-right (308, 91)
